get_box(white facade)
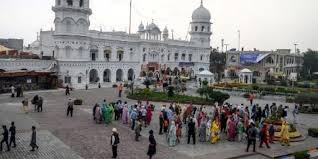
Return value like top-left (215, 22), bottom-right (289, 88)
top-left (26, 0), bottom-right (212, 88)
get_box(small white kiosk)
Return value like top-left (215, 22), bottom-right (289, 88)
top-left (197, 70), bottom-right (215, 86)
top-left (239, 68), bottom-right (253, 84)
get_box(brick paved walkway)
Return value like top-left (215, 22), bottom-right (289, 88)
top-left (0, 130), bottom-right (82, 159)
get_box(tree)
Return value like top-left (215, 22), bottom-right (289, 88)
top-left (302, 49), bottom-right (318, 79)
top-left (197, 87), bottom-right (230, 104)
top-left (167, 86), bottom-right (175, 97)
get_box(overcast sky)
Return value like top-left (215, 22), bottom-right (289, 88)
top-left (0, 0), bottom-right (317, 52)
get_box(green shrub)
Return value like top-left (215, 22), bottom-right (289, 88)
top-left (74, 99), bottom-right (83, 105)
top-left (208, 91), bottom-right (230, 104)
top-left (128, 89), bottom-right (220, 105)
top-left (295, 93), bottom-right (318, 104)
top-left (252, 85), bottom-right (259, 90)
top-left (167, 86), bottom-right (174, 97)
top-left (286, 96), bottom-right (295, 103)
top-left (294, 150), bottom-right (310, 159)
top-left (202, 80), bottom-right (209, 87)
top-left (290, 124), bottom-right (297, 133)
top-left (308, 128), bottom-right (318, 137)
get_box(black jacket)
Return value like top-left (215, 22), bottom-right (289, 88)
top-left (9, 126), bottom-right (16, 136)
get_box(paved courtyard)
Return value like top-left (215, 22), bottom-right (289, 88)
top-left (0, 87), bottom-right (317, 159)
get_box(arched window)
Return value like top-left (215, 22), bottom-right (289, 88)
top-left (167, 54), bottom-right (171, 61)
top-left (79, 0), bottom-right (84, 7)
top-left (57, 0), bottom-right (61, 5)
top-left (266, 57), bottom-right (274, 64)
top-left (174, 53), bottom-right (179, 61)
top-left (201, 26), bottom-right (205, 32)
top-left (67, 0), bottom-right (73, 6)
top-left (207, 26), bottom-right (210, 32)
top-left (188, 54), bottom-right (192, 62)
top-left (117, 50), bottom-right (124, 62)
top-left (195, 26), bottom-right (198, 32)
top-left (143, 54), bottom-right (147, 62)
top-left (104, 49), bottom-right (111, 62)
top-left (181, 54), bottom-right (186, 61)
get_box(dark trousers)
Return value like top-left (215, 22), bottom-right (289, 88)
top-left (0, 139), bottom-right (10, 151)
top-left (187, 133), bottom-right (195, 144)
top-left (11, 93), bottom-right (15, 98)
top-left (131, 119), bottom-right (136, 130)
top-left (114, 110), bottom-right (119, 120)
top-left (67, 108), bottom-right (73, 117)
top-left (135, 132), bottom-right (140, 141)
top-left (164, 126), bottom-right (168, 133)
top-left (37, 105), bottom-right (43, 112)
top-left (246, 139), bottom-right (256, 152)
top-left (159, 123), bottom-right (163, 134)
top-left (30, 143), bottom-right (38, 150)
top-left (112, 145), bottom-right (117, 158)
top-left (118, 90), bottom-right (122, 97)
top-left (9, 136), bottom-right (16, 147)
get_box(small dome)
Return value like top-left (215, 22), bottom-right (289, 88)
top-left (192, 2), bottom-right (211, 22)
top-left (199, 70), bottom-right (214, 75)
top-left (148, 22), bottom-right (159, 31)
top-left (138, 22), bottom-right (144, 32)
top-left (30, 40), bottom-right (40, 48)
top-left (240, 68), bottom-right (252, 73)
top-left (163, 26), bottom-right (168, 34)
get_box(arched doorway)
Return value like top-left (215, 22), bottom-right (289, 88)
top-left (89, 69), bottom-right (99, 83)
top-left (103, 69), bottom-right (111, 82)
top-left (128, 69), bottom-right (134, 81)
top-left (116, 69), bottom-right (123, 82)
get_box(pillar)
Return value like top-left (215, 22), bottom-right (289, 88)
top-left (98, 47), bottom-right (104, 61)
top-left (111, 69), bottom-right (117, 83)
top-left (111, 47), bottom-right (117, 62)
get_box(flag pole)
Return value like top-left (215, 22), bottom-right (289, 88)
top-left (129, 0), bottom-right (132, 35)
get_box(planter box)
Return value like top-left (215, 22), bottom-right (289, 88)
top-left (74, 99), bottom-right (83, 105)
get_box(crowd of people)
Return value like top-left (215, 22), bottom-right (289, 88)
top-left (90, 99), bottom-right (298, 158)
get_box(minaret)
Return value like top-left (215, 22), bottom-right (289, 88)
top-left (52, 0), bottom-right (92, 35)
top-left (189, 0), bottom-right (212, 48)
top-left (162, 26), bottom-right (169, 41)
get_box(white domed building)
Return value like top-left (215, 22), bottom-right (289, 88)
top-left (24, 0), bottom-right (213, 89)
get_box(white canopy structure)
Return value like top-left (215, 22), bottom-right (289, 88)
top-left (197, 70), bottom-right (215, 86)
top-left (239, 68), bottom-right (253, 84)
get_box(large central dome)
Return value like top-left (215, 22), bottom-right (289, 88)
top-left (192, 2), bottom-right (211, 23)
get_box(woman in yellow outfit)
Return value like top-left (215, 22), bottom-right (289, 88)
top-left (210, 119), bottom-right (220, 144)
top-left (280, 120), bottom-right (290, 146)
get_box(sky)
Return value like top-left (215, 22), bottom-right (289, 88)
top-left (0, 0), bottom-right (317, 52)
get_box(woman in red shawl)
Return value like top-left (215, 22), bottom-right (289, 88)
top-left (227, 116), bottom-right (236, 141)
top-left (146, 107), bottom-right (153, 126)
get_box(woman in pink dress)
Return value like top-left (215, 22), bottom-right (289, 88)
top-left (146, 107), bottom-right (153, 126)
top-left (122, 103), bottom-right (129, 124)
